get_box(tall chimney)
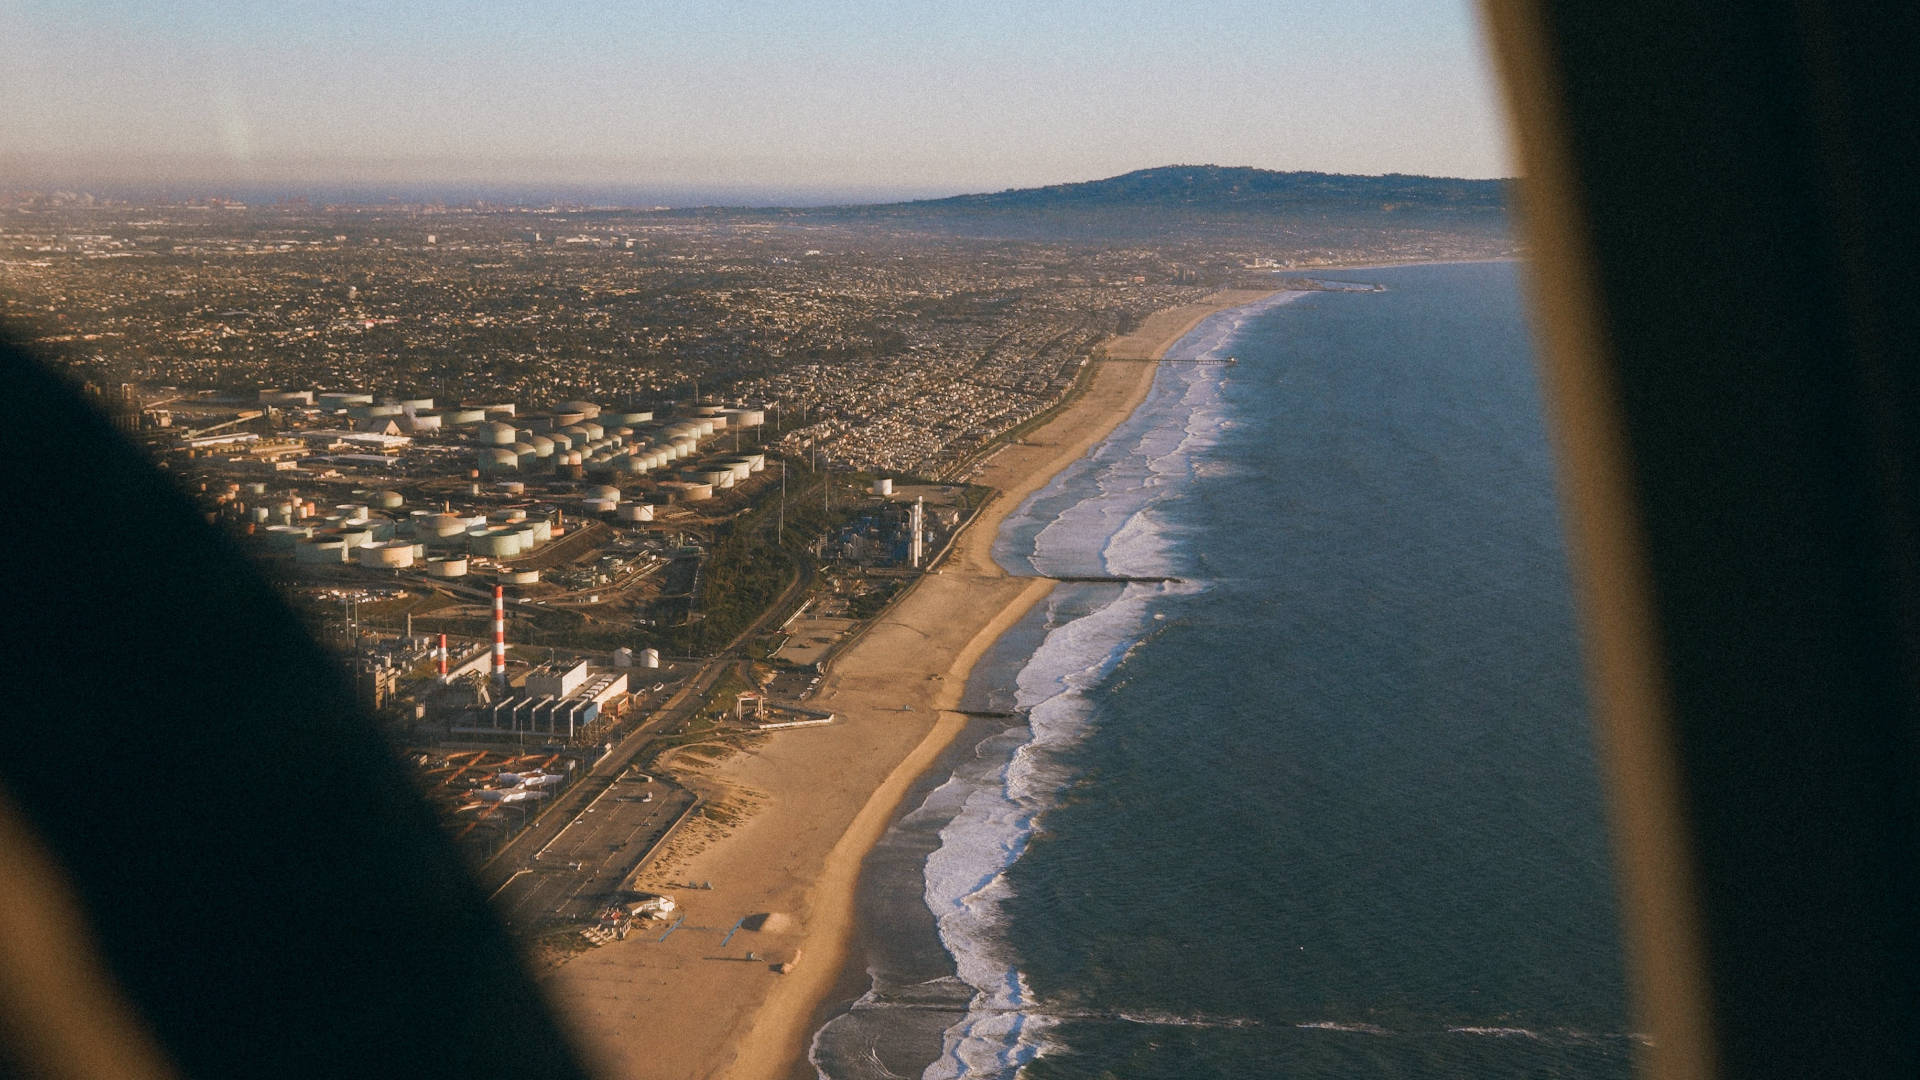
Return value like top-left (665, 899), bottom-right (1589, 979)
top-left (492, 586), bottom-right (507, 690)
top-left (438, 633), bottom-right (449, 685)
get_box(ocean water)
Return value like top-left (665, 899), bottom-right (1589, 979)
top-left (811, 262), bottom-right (1633, 1080)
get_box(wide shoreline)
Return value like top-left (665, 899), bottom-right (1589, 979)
top-left (541, 288), bottom-right (1284, 1080)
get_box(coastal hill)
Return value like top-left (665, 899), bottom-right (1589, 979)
top-left (677, 165), bottom-right (1515, 247)
top-left (903, 164), bottom-right (1507, 216)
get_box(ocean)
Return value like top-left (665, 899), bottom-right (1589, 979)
top-left (810, 261), bottom-right (1634, 1080)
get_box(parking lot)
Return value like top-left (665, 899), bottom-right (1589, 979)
top-left (492, 769), bottom-right (697, 926)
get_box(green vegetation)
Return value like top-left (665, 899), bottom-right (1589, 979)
top-left (656, 463), bottom-right (862, 655)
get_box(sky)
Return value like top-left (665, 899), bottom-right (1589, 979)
top-left (0, 0), bottom-right (1514, 203)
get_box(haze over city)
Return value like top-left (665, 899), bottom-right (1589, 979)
top-left (2, 0), bottom-right (1513, 202)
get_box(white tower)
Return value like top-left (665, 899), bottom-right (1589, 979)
top-left (909, 496), bottom-right (925, 568)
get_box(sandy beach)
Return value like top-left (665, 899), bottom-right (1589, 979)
top-left (543, 289), bottom-right (1279, 1080)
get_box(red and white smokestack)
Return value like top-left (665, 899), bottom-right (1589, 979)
top-left (492, 586), bottom-right (507, 689)
top-left (438, 633), bottom-right (449, 684)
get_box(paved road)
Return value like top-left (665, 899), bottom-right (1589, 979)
top-left (492, 772), bottom-right (697, 925)
top-left (475, 659), bottom-right (732, 902)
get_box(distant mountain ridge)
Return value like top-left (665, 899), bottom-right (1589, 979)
top-left (898, 165), bottom-right (1509, 215)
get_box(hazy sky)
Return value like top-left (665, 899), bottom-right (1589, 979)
top-left (1, 0), bottom-right (1513, 201)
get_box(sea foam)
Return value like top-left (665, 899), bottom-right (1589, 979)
top-left (916, 295), bottom-right (1306, 1078)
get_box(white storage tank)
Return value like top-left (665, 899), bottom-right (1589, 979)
top-left (617, 503), bottom-right (655, 523)
top-left (641, 647), bottom-right (661, 669)
top-left (421, 513), bottom-right (467, 539)
top-left (477, 447), bottom-right (518, 473)
top-left (318, 391), bottom-right (373, 408)
top-left (372, 490), bottom-right (404, 510)
top-left (262, 524), bottom-right (312, 551)
top-left (478, 422), bottom-right (519, 446)
top-left (606, 410), bottom-right (652, 425)
top-left (468, 528), bottom-right (525, 557)
top-left (495, 481), bottom-right (525, 495)
top-left (525, 518), bottom-right (553, 543)
top-left (357, 541), bottom-right (416, 569)
top-left (725, 407), bottom-right (766, 428)
top-left (662, 481), bottom-right (712, 503)
top-left (873, 478), bottom-right (893, 495)
top-left (559, 400), bottom-right (602, 419)
top-left (488, 509), bottom-right (527, 525)
top-left (499, 568), bottom-right (540, 585)
top-left (444, 408), bottom-right (487, 426)
top-left (585, 484), bottom-right (621, 503)
top-left (425, 555), bottom-right (469, 578)
top-left (295, 537), bottom-right (349, 564)
top-left (528, 435), bottom-right (556, 459)
top-left (583, 498), bottom-right (618, 514)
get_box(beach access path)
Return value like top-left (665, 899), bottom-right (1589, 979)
top-left (542, 289), bottom-right (1280, 1080)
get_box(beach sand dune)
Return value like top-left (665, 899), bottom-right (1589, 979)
top-left (544, 290), bottom-right (1277, 1080)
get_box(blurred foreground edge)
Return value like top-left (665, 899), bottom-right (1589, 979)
top-left (0, 342), bottom-right (591, 1078)
top-left (1481, 2), bottom-right (1918, 1079)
